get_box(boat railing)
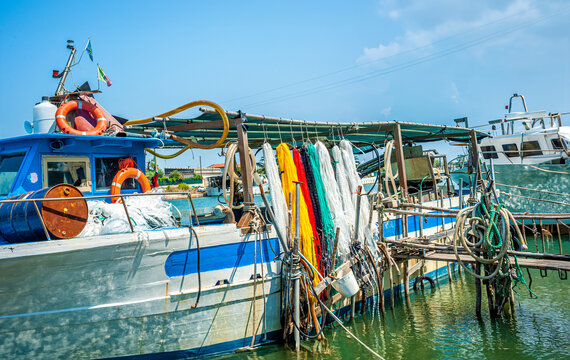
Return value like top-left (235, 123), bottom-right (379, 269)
top-left (480, 147), bottom-right (570, 160)
top-left (489, 112), bottom-right (570, 135)
top-left (0, 191), bottom-right (198, 240)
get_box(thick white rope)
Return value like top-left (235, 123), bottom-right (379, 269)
top-left (263, 143), bottom-right (288, 240)
top-left (222, 143), bottom-right (256, 209)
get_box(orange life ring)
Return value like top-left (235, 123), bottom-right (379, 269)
top-left (110, 167), bottom-right (152, 203)
top-left (55, 100), bottom-right (108, 136)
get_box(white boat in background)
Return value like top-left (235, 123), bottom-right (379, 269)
top-left (205, 176), bottom-right (223, 197)
top-left (452, 93), bottom-right (570, 214)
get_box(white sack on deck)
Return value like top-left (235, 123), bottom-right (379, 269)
top-left (78, 188), bottom-right (178, 237)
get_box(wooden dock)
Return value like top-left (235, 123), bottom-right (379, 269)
top-left (392, 251), bottom-right (570, 272)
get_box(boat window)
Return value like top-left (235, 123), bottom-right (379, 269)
top-left (501, 143), bottom-right (519, 158)
top-left (522, 141), bottom-right (543, 157)
top-left (551, 138), bottom-right (564, 150)
top-left (0, 152), bottom-right (26, 196)
top-left (481, 145), bottom-right (498, 159)
top-left (42, 156), bottom-right (91, 192)
top-left (95, 157), bottom-right (137, 190)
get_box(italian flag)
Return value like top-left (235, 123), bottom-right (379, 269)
top-left (97, 64), bottom-right (112, 87)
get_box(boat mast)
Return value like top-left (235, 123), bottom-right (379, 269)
top-left (55, 40), bottom-right (76, 96)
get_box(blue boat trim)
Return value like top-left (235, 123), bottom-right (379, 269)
top-left (382, 206), bottom-right (459, 238)
top-left (164, 237), bottom-right (281, 277)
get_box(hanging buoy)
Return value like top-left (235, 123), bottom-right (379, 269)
top-left (110, 168), bottom-right (151, 203)
top-left (55, 100), bottom-right (108, 135)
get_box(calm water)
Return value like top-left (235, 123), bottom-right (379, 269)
top-left (169, 197), bottom-right (570, 360)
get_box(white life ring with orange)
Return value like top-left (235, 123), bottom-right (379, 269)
top-left (110, 167), bottom-right (152, 203)
top-left (56, 100), bottom-right (108, 136)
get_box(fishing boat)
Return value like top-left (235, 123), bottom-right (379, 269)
top-left (205, 175), bottom-right (223, 197)
top-left (0, 40), bottom-right (487, 359)
top-left (205, 175), bottom-right (265, 197)
top-left (451, 94), bottom-right (570, 214)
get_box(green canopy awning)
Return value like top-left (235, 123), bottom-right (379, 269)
top-left (126, 108), bottom-right (487, 151)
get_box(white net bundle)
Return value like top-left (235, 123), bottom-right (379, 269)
top-left (263, 142), bottom-right (288, 239)
top-left (340, 140), bottom-right (378, 256)
top-left (78, 188), bottom-right (178, 236)
top-left (315, 141), bottom-right (351, 260)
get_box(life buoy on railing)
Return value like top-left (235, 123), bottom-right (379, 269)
top-left (110, 167), bottom-right (152, 203)
top-left (56, 100), bottom-right (108, 136)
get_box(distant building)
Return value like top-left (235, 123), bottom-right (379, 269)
top-left (208, 163), bottom-right (225, 174)
top-left (164, 166), bottom-right (222, 179)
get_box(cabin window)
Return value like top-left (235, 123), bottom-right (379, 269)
top-left (42, 156), bottom-right (91, 192)
top-left (94, 157), bottom-right (136, 191)
top-left (522, 141), bottom-right (543, 157)
top-left (502, 143), bottom-right (519, 158)
top-left (551, 138), bottom-right (564, 150)
top-left (481, 145), bottom-right (498, 159)
top-left (0, 152), bottom-right (26, 196)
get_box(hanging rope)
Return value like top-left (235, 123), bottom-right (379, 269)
top-left (453, 194), bottom-right (525, 279)
top-left (222, 143), bottom-right (256, 209)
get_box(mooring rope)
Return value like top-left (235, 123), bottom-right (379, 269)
top-left (453, 195), bottom-right (516, 279)
top-left (452, 194), bottom-right (536, 298)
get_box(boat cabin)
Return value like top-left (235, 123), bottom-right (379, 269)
top-left (0, 133), bottom-right (157, 200)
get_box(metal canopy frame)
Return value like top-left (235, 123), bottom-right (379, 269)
top-left (126, 106), bottom-right (486, 227)
top-left (126, 108), bottom-right (488, 150)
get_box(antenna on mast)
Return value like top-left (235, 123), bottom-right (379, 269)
top-left (54, 40), bottom-right (76, 96)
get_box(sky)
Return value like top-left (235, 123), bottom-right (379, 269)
top-left (1, 0), bottom-right (569, 169)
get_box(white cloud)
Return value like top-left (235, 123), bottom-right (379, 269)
top-left (381, 106), bottom-right (391, 117)
top-left (451, 83), bottom-right (460, 104)
top-left (388, 10), bottom-right (400, 19)
top-left (361, 42), bottom-right (402, 63)
top-left (361, 0), bottom-right (539, 63)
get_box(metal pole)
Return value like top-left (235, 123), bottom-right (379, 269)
top-left (120, 196), bottom-right (135, 232)
top-left (55, 41), bottom-right (76, 96)
top-left (354, 186), bottom-right (362, 241)
top-left (459, 178), bottom-right (464, 210)
top-left (469, 130), bottom-right (483, 189)
top-left (32, 200), bottom-right (52, 241)
top-left (443, 155), bottom-right (451, 195)
top-left (258, 183), bottom-right (289, 253)
top-left (419, 188), bottom-right (424, 237)
top-left (440, 188), bottom-right (445, 231)
top-left (293, 183), bottom-right (301, 352)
